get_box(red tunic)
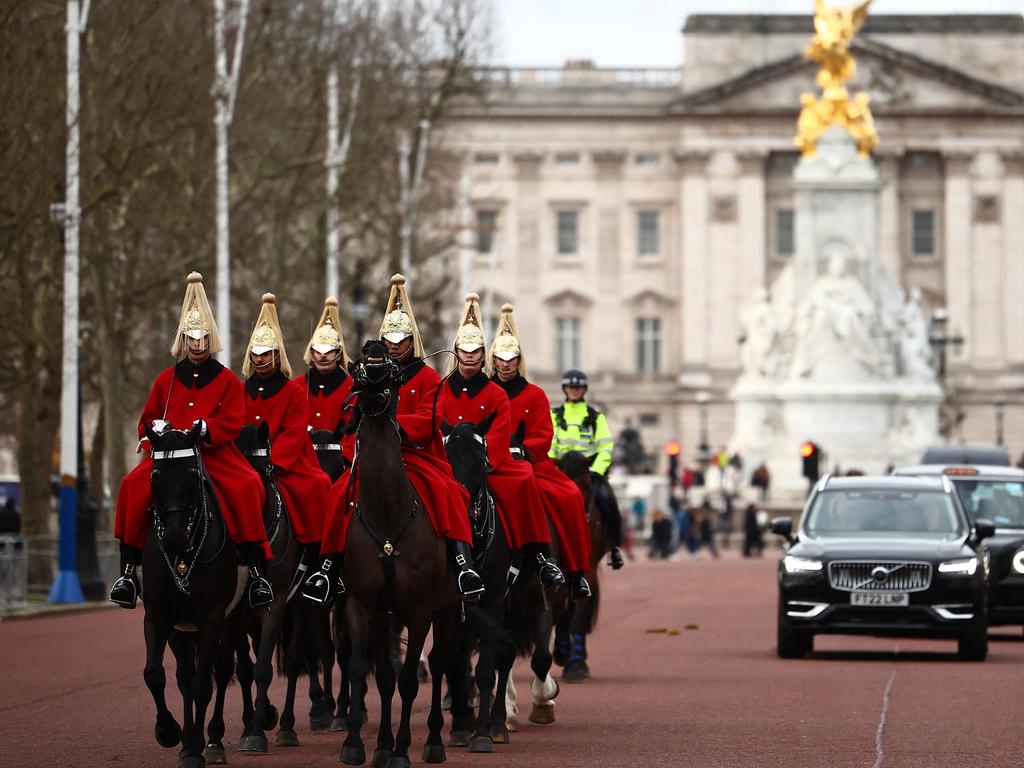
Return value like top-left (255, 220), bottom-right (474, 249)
top-left (320, 360), bottom-right (471, 553)
top-left (496, 375), bottom-right (593, 572)
top-left (294, 367), bottom-right (356, 468)
top-left (244, 372), bottom-right (331, 545)
top-left (114, 358), bottom-right (269, 555)
top-left (438, 370), bottom-right (550, 550)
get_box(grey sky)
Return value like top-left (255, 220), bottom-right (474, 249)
top-left (492, 0), bottom-right (1024, 67)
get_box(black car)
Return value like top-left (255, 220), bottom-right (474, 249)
top-left (920, 444), bottom-right (1010, 467)
top-left (772, 475), bottom-right (994, 660)
top-left (895, 464), bottom-right (1024, 628)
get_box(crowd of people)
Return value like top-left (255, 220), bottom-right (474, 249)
top-left (640, 493), bottom-right (769, 562)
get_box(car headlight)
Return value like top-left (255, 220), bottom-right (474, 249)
top-left (938, 557), bottom-right (979, 576)
top-left (783, 556), bottom-right (823, 574)
top-left (1012, 551), bottom-right (1024, 575)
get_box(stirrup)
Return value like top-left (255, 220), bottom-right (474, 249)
top-left (248, 572), bottom-right (274, 608)
top-left (109, 569), bottom-right (139, 609)
top-left (537, 557), bottom-right (565, 589)
top-left (609, 546), bottom-right (624, 570)
top-left (570, 574), bottom-right (592, 601)
top-left (457, 569), bottom-right (485, 600)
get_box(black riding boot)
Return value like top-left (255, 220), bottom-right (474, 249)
top-left (301, 552), bottom-right (345, 604)
top-left (238, 542), bottom-right (274, 608)
top-left (569, 571), bottom-right (592, 600)
top-left (109, 544), bottom-right (143, 609)
top-left (530, 542), bottom-right (566, 589)
top-left (448, 539), bottom-right (484, 600)
top-left (592, 472), bottom-right (625, 570)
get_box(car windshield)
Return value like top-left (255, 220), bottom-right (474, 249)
top-left (952, 480), bottom-right (1024, 528)
top-left (805, 489), bottom-right (961, 537)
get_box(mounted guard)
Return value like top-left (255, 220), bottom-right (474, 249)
top-left (110, 271), bottom-right (272, 609)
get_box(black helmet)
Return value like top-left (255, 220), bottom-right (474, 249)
top-left (561, 369), bottom-right (588, 388)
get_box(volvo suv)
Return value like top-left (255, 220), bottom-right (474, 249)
top-left (772, 475), bottom-right (993, 660)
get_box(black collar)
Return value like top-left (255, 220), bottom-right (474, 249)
top-left (398, 357), bottom-right (425, 386)
top-left (448, 369), bottom-right (489, 398)
top-left (175, 356), bottom-right (224, 389)
top-left (246, 370), bottom-right (288, 399)
top-left (491, 373), bottom-right (528, 399)
top-left (306, 366), bottom-right (348, 396)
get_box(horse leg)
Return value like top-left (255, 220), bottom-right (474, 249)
top-left (184, 616), bottom-right (225, 768)
top-left (469, 605), bottom-right (500, 753)
top-left (445, 629), bottom-right (473, 746)
top-left (143, 614), bottom-right (181, 749)
top-left (505, 675), bottom-right (519, 732)
top-left (391, 616), bottom-right (429, 768)
top-left (369, 612), bottom-right (396, 768)
top-left (422, 605), bottom-right (455, 764)
top-left (239, 600), bottom-right (286, 753)
top-left (341, 599), bottom-right (371, 765)
top-left (168, 631), bottom-right (200, 765)
top-left (489, 640), bottom-right (517, 744)
top-left (332, 603), bottom-right (352, 731)
top-left (308, 604), bottom-right (334, 731)
top-left (564, 606), bottom-right (590, 682)
top-left (236, 631), bottom-right (256, 737)
top-left (276, 606), bottom-right (304, 748)
top-left (204, 632), bottom-right (236, 765)
top-left (529, 618), bottom-right (558, 724)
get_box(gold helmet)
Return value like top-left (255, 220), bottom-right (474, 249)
top-left (170, 272), bottom-right (223, 357)
top-left (378, 273), bottom-right (425, 358)
top-left (304, 297), bottom-right (351, 368)
top-left (448, 292), bottom-right (486, 372)
top-left (243, 293), bottom-right (293, 377)
top-left (490, 302), bottom-right (527, 377)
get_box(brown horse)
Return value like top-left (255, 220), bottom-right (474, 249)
top-left (339, 341), bottom-right (458, 768)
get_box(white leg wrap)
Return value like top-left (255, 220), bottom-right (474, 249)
top-left (532, 672), bottom-right (558, 704)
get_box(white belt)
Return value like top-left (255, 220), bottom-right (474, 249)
top-left (151, 448), bottom-right (198, 460)
top-left (509, 446), bottom-right (525, 458)
top-left (314, 443), bottom-right (342, 452)
top-left (248, 448), bottom-right (269, 457)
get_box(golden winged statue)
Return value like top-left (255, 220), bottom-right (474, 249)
top-left (795, 0), bottom-right (878, 157)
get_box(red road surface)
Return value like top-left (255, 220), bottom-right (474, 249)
top-left (2, 548), bottom-right (1022, 768)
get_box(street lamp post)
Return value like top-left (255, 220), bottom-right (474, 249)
top-left (695, 391), bottom-right (711, 466)
top-left (995, 394), bottom-right (1007, 447)
top-left (928, 308), bottom-right (966, 440)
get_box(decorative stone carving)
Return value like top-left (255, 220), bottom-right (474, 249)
top-left (711, 194), bottom-right (738, 222)
top-left (738, 288), bottom-right (780, 379)
top-left (897, 287), bottom-right (935, 382)
top-left (973, 194), bottom-right (1001, 224)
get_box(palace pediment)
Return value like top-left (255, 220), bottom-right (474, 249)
top-left (670, 38), bottom-right (1024, 114)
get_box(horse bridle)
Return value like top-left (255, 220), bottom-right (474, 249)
top-left (150, 436), bottom-right (214, 595)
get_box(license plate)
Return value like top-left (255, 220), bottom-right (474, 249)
top-left (851, 592), bottom-right (909, 607)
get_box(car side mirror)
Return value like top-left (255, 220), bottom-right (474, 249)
top-left (973, 518), bottom-right (996, 542)
top-left (770, 516), bottom-right (793, 542)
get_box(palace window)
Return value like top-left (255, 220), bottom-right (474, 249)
top-left (476, 209), bottom-right (498, 254)
top-left (636, 318), bottom-right (661, 374)
top-left (775, 209), bottom-right (795, 258)
top-left (557, 210), bottom-right (579, 255)
top-left (912, 209), bottom-right (935, 257)
top-left (637, 210), bottom-right (660, 257)
top-left (474, 153), bottom-right (499, 165)
top-left (634, 153), bottom-right (660, 166)
top-left (554, 152), bottom-right (580, 165)
top-left (555, 317), bottom-right (581, 371)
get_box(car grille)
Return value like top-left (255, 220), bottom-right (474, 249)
top-left (828, 561), bottom-right (932, 592)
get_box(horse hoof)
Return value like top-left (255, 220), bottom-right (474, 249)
top-left (310, 712), bottom-right (333, 732)
top-left (264, 704), bottom-right (280, 731)
top-left (237, 735), bottom-right (268, 753)
top-left (372, 749), bottom-right (392, 768)
top-left (528, 704), bottom-right (555, 725)
top-left (468, 736), bottom-right (494, 753)
top-left (505, 714), bottom-right (517, 732)
top-left (340, 745), bottom-right (366, 765)
top-left (155, 716), bottom-right (182, 748)
top-left (563, 663), bottom-right (587, 684)
top-left (422, 744), bottom-right (446, 763)
top-left (448, 730), bottom-right (471, 747)
top-left (177, 753), bottom-right (205, 768)
top-left (417, 659), bottom-right (429, 683)
top-left (203, 743), bottom-right (228, 764)
top-left (275, 729), bottom-right (300, 747)
top-left (329, 716), bottom-right (348, 732)
top-left (492, 726), bottom-right (511, 745)
top-left (387, 755), bottom-right (411, 768)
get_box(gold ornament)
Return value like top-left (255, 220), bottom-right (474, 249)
top-left (795, 0), bottom-right (878, 157)
top-left (377, 274), bottom-right (425, 357)
top-left (304, 297), bottom-right (351, 367)
top-left (383, 541), bottom-right (394, 556)
top-left (243, 293), bottom-right (293, 377)
top-left (170, 272), bottom-right (223, 357)
top-left (489, 303), bottom-right (527, 377)
top-left (177, 560), bottom-right (188, 576)
top-left (451, 292), bottom-right (487, 361)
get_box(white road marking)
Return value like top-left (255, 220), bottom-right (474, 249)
top-left (872, 645), bottom-right (899, 768)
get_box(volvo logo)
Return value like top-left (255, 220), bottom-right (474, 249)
top-left (871, 566), bottom-right (890, 583)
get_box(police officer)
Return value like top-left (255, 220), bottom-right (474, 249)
top-left (550, 370), bottom-right (624, 569)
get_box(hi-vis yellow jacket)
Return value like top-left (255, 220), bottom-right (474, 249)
top-left (549, 400), bottom-right (613, 476)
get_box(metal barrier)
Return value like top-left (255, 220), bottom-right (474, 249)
top-left (18, 534), bottom-right (120, 600)
top-left (0, 536), bottom-right (29, 609)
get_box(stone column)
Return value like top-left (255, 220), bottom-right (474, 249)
top-left (737, 149), bottom-right (767, 330)
top-left (592, 150), bottom-right (627, 372)
top-left (875, 148), bottom-right (903, 284)
top-left (512, 152), bottom-right (544, 359)
top-left (1000, 151), bottom-right (1024, 374)
top-left (942, 151), bottom-right (974, 365)
top-left (674, 150), bottom-right (711, 387)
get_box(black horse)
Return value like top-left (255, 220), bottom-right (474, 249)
top-left (339, 341), bottom-right (459, 768)
top-left (554, 451), bottom-right (612, 682)
top-left (441, 415), bottom-right (518, 751)
top-left (140, 424), bottom-right (242, 768)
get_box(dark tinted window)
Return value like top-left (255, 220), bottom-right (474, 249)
top-left (952, 480), bottom-right (1024, 527)
top-left (921, 446), bottom-right (1010, 466)
top-left (806, 489), bottom-right (961, 536)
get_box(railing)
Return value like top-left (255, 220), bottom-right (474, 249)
top-left (474, 66), bottom-right (681, 89)
top-left (0, 533), bottom-right (120, 607)
top-left (0, 536), bottom-right (28, 610)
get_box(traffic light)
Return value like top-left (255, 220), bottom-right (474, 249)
top-left (800, 441), bottom-right (820, 482)
top-left (665, 440), bottom-right (681, 487)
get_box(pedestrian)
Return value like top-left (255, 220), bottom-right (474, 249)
top-left (751, 462), bottom-right (771, 502)
top-left (648, 508), bottom-right (673, 559)
top-left (631, 496), bottom-right (647, 533)
top-left (742, 501), bottom-right (764, 558)
top-left (0, 498), bottom-right (19, 535)
top-left (694, 499), bottom-right (719, 560)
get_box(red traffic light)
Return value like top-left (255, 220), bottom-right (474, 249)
top-left (665, 440), bottom-right (682, 456)
top-left (800, 441), bottom-right (816, 458)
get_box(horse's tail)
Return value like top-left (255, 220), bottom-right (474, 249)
top-left (274, 605), bottom-right (314, 679)
top-left (463, 604), bottom-right (516, 657)
top-left (585, 572), bottom-right (601, 634)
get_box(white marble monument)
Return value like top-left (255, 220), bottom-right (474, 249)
top-left (730, 127), bottom-right (942, 494)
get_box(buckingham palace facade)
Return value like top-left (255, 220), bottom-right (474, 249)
top-left (444, 14), bottom-right (1024, 469)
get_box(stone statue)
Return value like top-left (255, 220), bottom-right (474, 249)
top-left (898, 287), bottom-right (935, 382)
top-left (739, 288), bottom-right (781, 378)
top-left (791, 253), bottom-right (880, 379)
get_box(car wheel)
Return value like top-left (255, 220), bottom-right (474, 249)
top-left (777, 603), bottom-right (813, 659)
top-left (957, 628), bottom-right (987, 661)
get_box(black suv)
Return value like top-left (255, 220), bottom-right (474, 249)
top-left (895, 464), bottom-right (1024, 628)
top-left (772, 475), bottom-right (994, 660)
